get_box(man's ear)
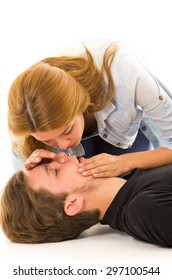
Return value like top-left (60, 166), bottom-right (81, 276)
top-left (64, 194), bottom-right (84, 216)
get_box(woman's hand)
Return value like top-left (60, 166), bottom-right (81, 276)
top-left (79, 148), bottom-right (172, 178)
top-left (78, 153), bottom-right (132, 178)
top-left (24, 149), bottom-right (68, 170)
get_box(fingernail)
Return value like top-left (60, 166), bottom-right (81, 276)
top-left (79, 164), bottom-right (83, 167)
top-left (78, 168), bottom-right (83, 173)
top-left (82, 171), bottom-right (87, 176)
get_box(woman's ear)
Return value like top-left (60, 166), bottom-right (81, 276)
top-left (64, 194), bottom-right (84, 216)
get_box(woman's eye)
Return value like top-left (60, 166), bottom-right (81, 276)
top-left (64, 126), bottom-right (73, 135)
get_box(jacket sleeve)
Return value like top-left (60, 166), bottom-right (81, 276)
top-left (134, 62), bottom-right (172, 149)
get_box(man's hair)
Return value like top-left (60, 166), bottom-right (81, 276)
top-left (0, 171), bottom-right (99, 243)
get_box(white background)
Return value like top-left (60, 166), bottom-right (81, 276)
top-left (0, 1), bottom-right (172, 278)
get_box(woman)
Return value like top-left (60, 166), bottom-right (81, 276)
top-left (8, 39), bottom-right (172, 177)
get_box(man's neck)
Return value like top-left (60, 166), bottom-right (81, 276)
top-left (85, 176), bottom-right (127, 220)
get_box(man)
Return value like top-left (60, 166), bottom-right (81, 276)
top-left (1, 150), bottom-right (172, 247)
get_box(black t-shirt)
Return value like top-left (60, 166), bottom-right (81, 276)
top-left (101, 164), bottom-right (172, 247)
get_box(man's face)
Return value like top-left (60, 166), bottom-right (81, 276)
top-left (24, 155), bottom-right (85, 195)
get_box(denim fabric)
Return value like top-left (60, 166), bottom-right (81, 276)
top-left (61, 40), bottom-right (172, 149)
top-left (140, 79), bottom-right (172, 149)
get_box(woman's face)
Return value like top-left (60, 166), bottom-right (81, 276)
top-left (31, 114), bottom-right (84, 149)
top-left (24, 154), bottom-right (86, 194)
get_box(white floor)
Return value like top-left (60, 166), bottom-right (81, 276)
top-left (1, 223), bottom-right (172, 261)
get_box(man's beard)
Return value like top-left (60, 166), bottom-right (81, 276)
top-left (72, 180), bottom-right (97, 194)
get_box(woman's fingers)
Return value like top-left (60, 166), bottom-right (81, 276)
top-left (24, 149), bottom-right (68, 169)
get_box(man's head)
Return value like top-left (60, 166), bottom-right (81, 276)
top-left (0, 155), bottom-right (99, 243)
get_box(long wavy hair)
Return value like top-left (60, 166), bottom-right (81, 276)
top-left (8, 43), bottom-right (118, 157)
top-left (0, 171), bottom-right (99, 243)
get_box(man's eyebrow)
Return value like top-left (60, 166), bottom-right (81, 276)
top-left (44, 164), bottom-right (50, 176)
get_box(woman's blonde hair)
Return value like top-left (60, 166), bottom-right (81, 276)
top-left (8, 43), bottom-right (118, 157)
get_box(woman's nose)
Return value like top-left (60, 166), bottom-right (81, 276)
top-left (57, 139), bottom-right (71, 150)
top-left (47, 138), bottom-right (70, 149)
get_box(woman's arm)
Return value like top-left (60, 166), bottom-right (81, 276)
top-left (120, 147), bottom-right (172, 171)
top-left (78, 148), bottom-right (172, 177)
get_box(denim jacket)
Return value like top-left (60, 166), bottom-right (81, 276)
top-left (94, 47), bottom-right (172, 150)
top-left (61, 40), bottom-right (172, 151)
